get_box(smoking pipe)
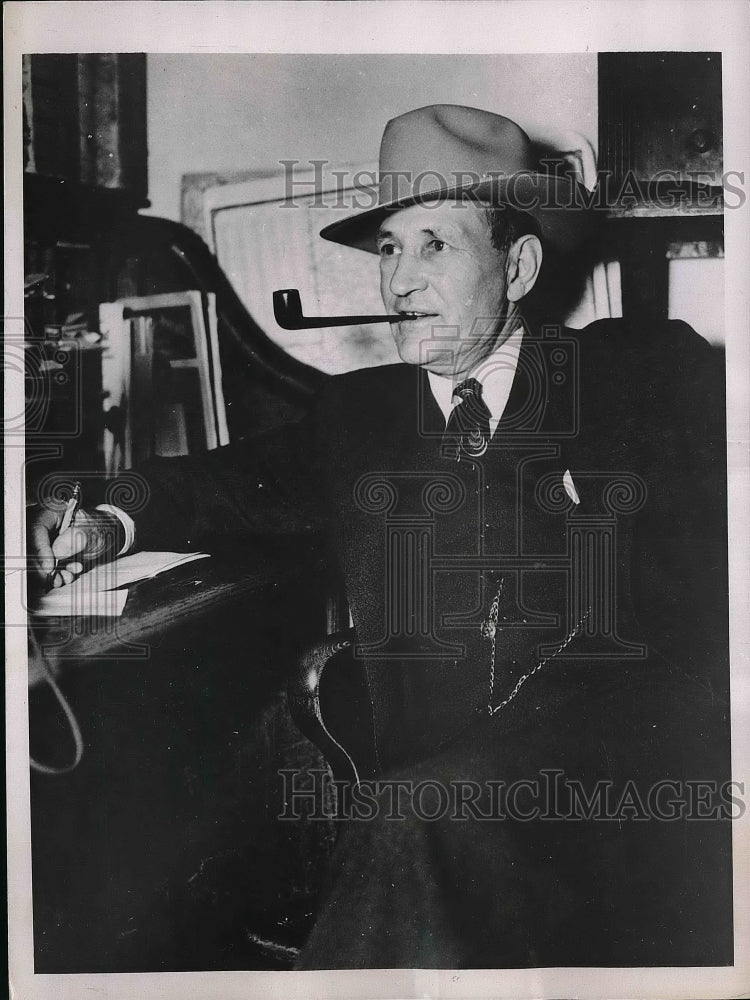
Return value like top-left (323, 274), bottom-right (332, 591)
top-left (273, 288), bottom-right (399, 330)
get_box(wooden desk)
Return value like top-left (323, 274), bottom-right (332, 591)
top-left (31, 545), bottom-right (318, 670)
top-left (29, 544), bottom-right (335, 972)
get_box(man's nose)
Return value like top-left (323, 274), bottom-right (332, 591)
top-left (388, 252), bottom-right (428, 298)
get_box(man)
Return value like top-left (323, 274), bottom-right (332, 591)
top-left (30, 105), bottom-right (731, 967)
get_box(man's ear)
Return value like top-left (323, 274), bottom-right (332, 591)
top-left (506, 234), bottom-right (543, 302)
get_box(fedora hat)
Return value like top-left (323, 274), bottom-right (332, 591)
top-left (320, 104), bottom-right (591, 254)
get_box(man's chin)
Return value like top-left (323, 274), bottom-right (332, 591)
top-left (394, 340), bottom-right (461, 374)
top-left (393, 331), bottom-right (454, 370)
top-left (394, 342), bottom-right (425, 367)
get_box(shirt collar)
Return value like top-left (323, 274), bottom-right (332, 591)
top-left (426, 326), bottom-right (524, 434)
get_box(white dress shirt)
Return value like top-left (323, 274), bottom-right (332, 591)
top-left (427, 326), bottom-right (524, 436)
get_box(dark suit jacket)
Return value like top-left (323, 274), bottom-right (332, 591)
top-left (127, 316), bottom-right (732, 966)
top-left (131, 317), bottom-right (728, 769)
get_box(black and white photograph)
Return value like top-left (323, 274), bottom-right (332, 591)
top-left (5, 3), bottom-right (750, 998)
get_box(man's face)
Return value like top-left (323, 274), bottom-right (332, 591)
top-left (377, 200), bottom-right (508, 377)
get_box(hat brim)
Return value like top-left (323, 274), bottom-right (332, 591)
top-left (319, 173), bottom-right (593, 255)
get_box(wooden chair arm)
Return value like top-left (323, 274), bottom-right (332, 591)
top-left (287, 628), bottom-right (362, 785)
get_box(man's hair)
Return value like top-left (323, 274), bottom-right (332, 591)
top-left (483, 203), bottom-right (541, 256)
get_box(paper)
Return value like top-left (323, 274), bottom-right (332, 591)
top-left (31, 551), bottom-right (210, 617)
top-left (68, 551), bottom-right (210, 593)
top-left (33, 588), bottom-right (128, 618)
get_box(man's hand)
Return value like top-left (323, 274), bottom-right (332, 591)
top-left (28, 506), bottom-right (101, 588)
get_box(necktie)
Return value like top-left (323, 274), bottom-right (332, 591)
top-left (443, 378), bottom-right (491, 461)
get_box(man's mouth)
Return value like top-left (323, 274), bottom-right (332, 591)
top-left (398, 311), bottom-right (438, 321)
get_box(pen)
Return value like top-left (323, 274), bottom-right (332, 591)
top-left (45, 481), bottom-right (81, 591)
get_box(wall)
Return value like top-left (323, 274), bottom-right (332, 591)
top-left (145, 53), bottom-right (597, 223)
top-left (143, 54), bottom-right (599, 373)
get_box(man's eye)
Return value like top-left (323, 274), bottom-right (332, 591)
top-left (377, 242), bottom-right (400, 257)
top-left (427, 239), bottom-right (446, 253)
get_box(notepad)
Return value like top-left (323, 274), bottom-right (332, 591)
top-left (67, 550), bottom-right (210, 593)
top-left (33, 588), bottom-right (129, 617)
top-left (32, 551), bottom-right (210, 617)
